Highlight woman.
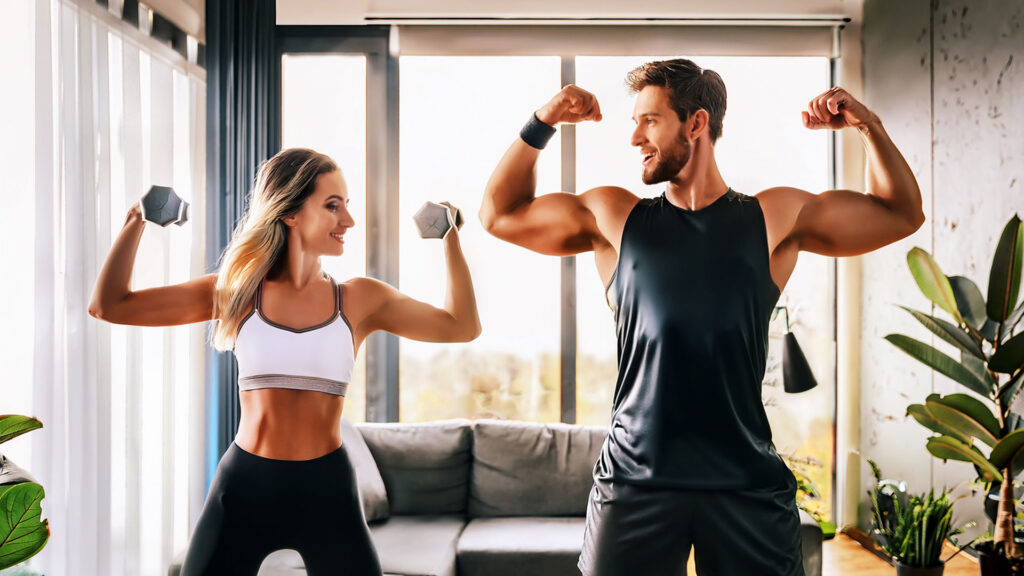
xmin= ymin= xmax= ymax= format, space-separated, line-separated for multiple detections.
xmin=88 ymin=148 xmax=481 ymax=575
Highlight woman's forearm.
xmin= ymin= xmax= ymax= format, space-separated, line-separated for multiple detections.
xmin=442 ymin=231 xmax=481 ymax=341
xmin=89 ymin=206 xmax=145 ymax=316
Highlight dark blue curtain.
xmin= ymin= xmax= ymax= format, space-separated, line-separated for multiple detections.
xmin=204 ymin=0 xmax=280 ymax=490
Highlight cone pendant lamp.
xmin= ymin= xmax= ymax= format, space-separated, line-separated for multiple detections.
xmin=775 ymin=306 xmax=819 ymax=394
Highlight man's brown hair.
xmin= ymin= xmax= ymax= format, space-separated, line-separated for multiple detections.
xmin=626 ymin=59 xmax=727 ymax=143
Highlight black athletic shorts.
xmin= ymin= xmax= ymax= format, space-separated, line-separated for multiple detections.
xmin=578 ymin=473 xmax=804 ymax=576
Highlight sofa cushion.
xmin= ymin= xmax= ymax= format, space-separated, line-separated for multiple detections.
xmin=357 ymin=420 xmax=472 ymax=515
xmin=799 ymin=509 xmax=823 ymax=576
xmin=341 ymin=418 xmax=389 ymax=522
xmin=370 ymin=515 xmax=467 ymax=576
xmin=469 ymin=420 xmax=606 ymax=517
xmin=456 ymin=517 xmax=586 ymax=576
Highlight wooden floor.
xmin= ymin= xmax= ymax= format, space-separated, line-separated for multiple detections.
xmin=681 ymin=533 xmax=979 ymax=575
xmin=821 ymin=533 xmax=978 ymax=575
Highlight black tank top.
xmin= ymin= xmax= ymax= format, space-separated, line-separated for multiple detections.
xmin=596 ymin=189 xmax=787 ymax=489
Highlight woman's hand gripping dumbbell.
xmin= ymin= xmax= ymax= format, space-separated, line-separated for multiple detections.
xmin=138 ymin=185 xmax=190 ymax=227
xmin=413 ymin=201 xmax=464 ymax=239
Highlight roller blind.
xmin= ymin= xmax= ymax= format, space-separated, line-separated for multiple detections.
xmin=395 ymin=24 xmax=841 ymax=57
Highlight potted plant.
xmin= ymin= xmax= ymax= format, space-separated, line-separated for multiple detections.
xmin=885 ymin=214 xmax=1024 ymax=573
xmin=866 ymin=458 xmax=968 ymax=575
xmin=0 ymin=415 xmax=49 ymax=571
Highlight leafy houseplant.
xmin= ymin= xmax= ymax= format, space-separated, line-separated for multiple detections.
xmin=866 ymin=458 xmax=967 ymax=575
xmin=0 ymin=415 xmax=49 ymax=570
xmin=885 ymin=214 xmax=1024 ymax=569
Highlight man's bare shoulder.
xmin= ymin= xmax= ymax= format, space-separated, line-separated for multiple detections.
xmin=579 ymin=186 xmax=640 ymax=215
xmin=577 ymin=186 xmax=641 ymax=252
xmin=753 ymin=186 xmax=815 ymax=218
xmin=753 ymin=186 xmax=812 ymax=202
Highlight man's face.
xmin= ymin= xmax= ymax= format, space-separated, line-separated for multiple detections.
xmin=630 ymin=85 xmax=691 ymax=185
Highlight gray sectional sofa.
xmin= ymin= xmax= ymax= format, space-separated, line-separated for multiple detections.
xmin=169 ymin=419 xmax=823 ymax=576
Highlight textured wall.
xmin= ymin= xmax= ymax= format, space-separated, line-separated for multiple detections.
xmin=861 ymin=0 xmax=1024 ymax=537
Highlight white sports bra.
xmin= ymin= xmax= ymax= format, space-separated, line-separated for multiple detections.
xmin=233 ymin=274 xmax=354 ymax=396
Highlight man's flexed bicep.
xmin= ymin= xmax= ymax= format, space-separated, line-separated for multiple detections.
xmin=480 ymin=182 xmax=600 ymax=255
xmin=480 ymin=84 xmax=605 ymax=256
xmin=764 ymin=186 xmax=925 ymax=259
xmin=766 ymin=86 xmax=926 ymax=258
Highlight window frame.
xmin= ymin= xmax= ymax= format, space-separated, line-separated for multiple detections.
xmin=272 ymin=28 xmax=840 ymax=448
xmin=276 ymin=26 xmax=400 ymax=422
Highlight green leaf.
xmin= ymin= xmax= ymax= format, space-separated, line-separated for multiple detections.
xmin=885 ymin=334 xmax=993 ymax=397
xmin=982 ymin=319 xmax=1000 ymax=343
xmin=990 ymin=429 xmax=1024 ymax=479
xmin=926 ymin=436 xmax=1002 ymax=482
xmin=908 ymin=248 xmax=965 ymax=323
xmin=865 ymin=456 xmax=883 ymax=484
xmin=1007 ymin=413 xmax=1024 ymax=434
xmin=907 ymin=403 xmax=974 ymax=446
xmin=998 ymin=371 xmax=1024 ymax=413
xmin=963 ymin=352 xmax=990 ymax=384
xmin=0 ymin=417 xmax=42 ymax=446
xmin=1002 ymin=302 xmax=1024 ymax=341
xmin=0 ymin=482 xmax=49 ymax=570
xmin=926 ymin=394 xmax=1000 ymax=447
xmin=991 ymin=332 xmax=1024 ymax=374
xmin=988 ymin=215 xmax=1023 ymax=323
xmin=950 ymin=275 xmax=989 ymax=330
xmin=900 ymin=306 xmax=985 ymax=360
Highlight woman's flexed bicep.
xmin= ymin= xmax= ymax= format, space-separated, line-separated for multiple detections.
xmin=89 ymin=273 xmax=218 ymax=326
xmin=345 ymin=277 xmax=480 ymax=346
xmin=89 ymin=201 xmax=218 ymax=326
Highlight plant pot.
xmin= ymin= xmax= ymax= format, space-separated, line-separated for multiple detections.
xmin=894 ymin=561 xmax=944 ymax=576
xmin=973 ymin=540 xmax=1024 ymax=575
xmin=978 ymin=547 xmax=1012 ymax=576
xmin=0 ymin=563 xmax=47 ymax=576
xmin=0 ymin=453 xmax=38 ymax=484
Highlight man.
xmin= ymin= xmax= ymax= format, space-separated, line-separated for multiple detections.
xmin=479 ymin=59 xmax=923 ymax=575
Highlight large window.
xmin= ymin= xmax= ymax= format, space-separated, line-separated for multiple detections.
xmin=7 ymin=1 xmax=207 ymax=574
xmin=281 ymin=54 xmax=368 ymax=423
xmin=574 ymin=56 xmax=834 ymax=520
xmin=278 ymin=28 xmax=838 ymax=522
xmin=0 ymin=0 xmax=37 ymax=486
xmin=398 ymin=56 xmax=562 ymax=422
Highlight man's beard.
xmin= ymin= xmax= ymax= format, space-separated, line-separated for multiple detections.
xmin=641 ymin=135 xmax=691 ymax=185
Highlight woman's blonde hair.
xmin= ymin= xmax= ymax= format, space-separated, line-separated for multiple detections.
xmin=210 ymin=147 xmax=338 ymax=351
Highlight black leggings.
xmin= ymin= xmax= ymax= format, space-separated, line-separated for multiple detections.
xmin=180 ymin=442 xmax=383 ymax=576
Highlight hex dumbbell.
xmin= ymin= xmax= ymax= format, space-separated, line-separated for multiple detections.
xmin=413 ymin=201 xmax=463 ymax=239
xmin=140 ymin=185 xmax=189 ymax=227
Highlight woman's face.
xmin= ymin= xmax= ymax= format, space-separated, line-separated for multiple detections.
xmin=285 ymin=169 xmax=355 ymax=256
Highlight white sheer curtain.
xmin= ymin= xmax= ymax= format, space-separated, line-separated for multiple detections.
xmin=0 ymin=1 xmax=207 ymax=575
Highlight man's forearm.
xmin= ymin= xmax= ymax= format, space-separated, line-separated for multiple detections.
xmin=858 ymin=117 xmax=925 ymax=226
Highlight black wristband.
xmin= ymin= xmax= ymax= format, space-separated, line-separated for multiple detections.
xmin=519 ymin=113 xmax=557 ymax=150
